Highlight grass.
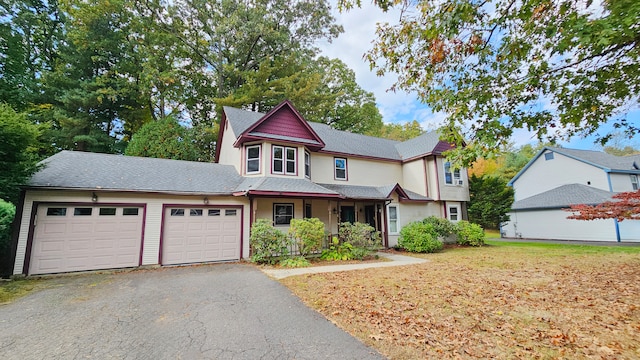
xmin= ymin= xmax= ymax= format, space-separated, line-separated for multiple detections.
xmin=281 ymin=242 xmax=640 ymax=359
xmin=0 ymin=279 xmax=47 ymax=304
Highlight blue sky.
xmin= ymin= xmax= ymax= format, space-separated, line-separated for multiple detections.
xmin=317 ymin=2 xmax=639 ymax=151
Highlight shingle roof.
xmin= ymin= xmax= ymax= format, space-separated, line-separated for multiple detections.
xmin=29 ymin=151 xmax=243 ymax=194
xmin=319 ymin=183 xmax=432 ymax=201
xmin=223 ymin=104 xmax=450 ymax=161
xmin=235 ymin=177 xmax=340 ymax=196
xmin=547 ymin=147 xmax=639 ymax=171
xmin=511 ymin=184 xmax=615 ymax=210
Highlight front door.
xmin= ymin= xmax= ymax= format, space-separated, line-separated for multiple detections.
xmin=364 ymin=205 xmax=378 ymax=230
xmin=340 ymin=206 xmax=355 ymax=223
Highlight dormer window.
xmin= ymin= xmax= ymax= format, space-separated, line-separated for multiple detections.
xmin=272 ymin=145 xmax=296 ymax=175
xmin=335 ymin=157 xmax=347 ymax=180
xmin=246 ymin=145 xmax=261 ymax=174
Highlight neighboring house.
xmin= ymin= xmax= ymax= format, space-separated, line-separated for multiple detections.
xmin=11 ymin=100 xmax=469 ymax=275
xmin=502 ymin=147 xmax=640 ymax=242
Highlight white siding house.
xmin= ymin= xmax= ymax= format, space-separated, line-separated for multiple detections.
xmin=502 ymin=147 xmax=640 ymax=242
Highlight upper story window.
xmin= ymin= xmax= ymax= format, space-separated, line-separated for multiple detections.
xmin=304 ymin=151 xmax=311 ymax=178
xmin=632 ymin=175 xmax=639 ymax=190
xmin=544 ymin=152 xmax=554 ymax=161
xmin=272 ymin=145 xmax=297 ymax=175
xmin=246 ymin=145 xmax=261 ymax=174
xmin=335 ymin=157 xmax=347 ymax=180
xmin=444 ymin=161 xmax=461 ymax=185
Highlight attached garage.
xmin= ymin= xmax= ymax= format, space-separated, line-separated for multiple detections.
xmin=28 ymin=204 xmax=144 ymax=275
xmin=161 ymin=206 xmax=242 ymax=265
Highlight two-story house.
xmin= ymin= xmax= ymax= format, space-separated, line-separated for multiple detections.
xmin=10 ymin=100 xmax=469 ymax=275
xmin=502 ymin=147 xmax=640 ymax=242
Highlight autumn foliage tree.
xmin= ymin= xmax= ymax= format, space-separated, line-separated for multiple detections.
xmin=566 ymin=191 xmax=640 ymax=221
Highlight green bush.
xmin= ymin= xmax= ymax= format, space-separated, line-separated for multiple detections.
xmin=456 ymin=221 xmax=486 ymax=246
xmin=0 ymin=200 xmax=16 ymax=276
xmin=279 ymin=257 xmax=311 ymax=268
xmin=338 ymin=222 xmax=382 ymax=250
xmin=249 ymin=219 xmax=290 ymax=264
xmin=422 ymin=216 xmax=456 ymax=237
xmin=289 ymin=218 xmax=326 ymax=257
xmin=321 ymin=237 xmax=355 ymax=261
xmin=398 ymin=221 xmax=443 ymax=253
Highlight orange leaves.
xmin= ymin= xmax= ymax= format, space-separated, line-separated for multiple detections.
xmin=566 ymin=190 xmax=640 ymax=221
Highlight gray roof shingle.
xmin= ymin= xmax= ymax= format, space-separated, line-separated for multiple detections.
xmin=235 ymin=177 xmax=340 ymax=196
xmin=512 ymin=184 xmax=615 ymax=210
xmin=549 ymin=147 xmax=639 ymax=171
xmin=29 ymin=151 xmax=243 ymax=194
xmin=223 ymin=105 xmax=449 ymax=161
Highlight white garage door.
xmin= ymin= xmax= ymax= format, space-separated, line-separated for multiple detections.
xmin=162 ymin=207 xmax=241 ymax=265
xmin=30 ymin=204 xmax=144 ymax=275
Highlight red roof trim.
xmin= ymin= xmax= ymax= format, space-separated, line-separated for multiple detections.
xmin=238 ymin=190 xmax=343 ymax=198
xmin=235 ymin=100 xmax=325 ymax=149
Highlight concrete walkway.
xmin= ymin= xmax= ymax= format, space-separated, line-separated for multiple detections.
xmin=261 ymin=252 xmax=427 ymax=279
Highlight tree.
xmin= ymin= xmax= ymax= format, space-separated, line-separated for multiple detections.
xmin=467 ymin=174 xmax=514 ymax=229
xmin=340 ymin=0 xmax=640 ymax=166
xmin=566 ymin=191 xmax=640 ymax=222
xmin=370 ymin=120 xmax=424 ymax=141
xmin=125 ymin=117 xmax=199 ymax=161
xmin=0 ymin=103 xmax=40 ymax=204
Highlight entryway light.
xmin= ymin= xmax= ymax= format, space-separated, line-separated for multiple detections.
xmin=91 ymin=192 xmax=98 ymax=203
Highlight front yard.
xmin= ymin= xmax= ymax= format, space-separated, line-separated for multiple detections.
xmin=281 ymin=241 xmax=640 ymax=359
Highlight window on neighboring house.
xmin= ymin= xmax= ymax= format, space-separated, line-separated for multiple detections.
xmin=335 ymin=157 xmax=347 ymax=180
xmin=448 ymin=205 xmax=460 ymax=222
xmin=544 ymin=152 xmax=554 ymax=161
xmin=246 ymin=145 xmax=261 ymax=174
xmin=444 ymin=161 xmax=461 ymax=185
xmin=388 ymin=205 xmax=398 ymax=234
xmin=274 ymin=203 xmax=294 ymax=225
xmin=272 ymin=146 xmax=296 ymax=175
xmin=304 ymin=151 xmax=311 ymax=178
xmin=632 ymin=175 xmax=639 ymax=190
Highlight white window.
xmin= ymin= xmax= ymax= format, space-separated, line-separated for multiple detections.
xmin=246 ymin=145 xmax=261 ymax=174
xmin=444 ymin=161 xmax=461 ymax=185
xmin=272 ymin=146 xmax=296 ymax=175
xmin=304 ymin=151 xmax=311 ymax=178
xmin=335 ymin=157 xmax=347 ymax=180
xmin=274 ymin=203 xmax=294 ymax=225
xmin=631 ymin=175 xmax=639 ymax=190
xmin=448 ymin=204 xmax=461 ymax=222
xmin=388 ymin=205 xmax=398 ymax=234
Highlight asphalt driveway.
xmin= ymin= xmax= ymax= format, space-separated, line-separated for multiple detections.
xmin=0 ymin=263 xmax=384 ymax=359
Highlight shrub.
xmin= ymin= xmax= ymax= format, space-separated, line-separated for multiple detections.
xmin=422 ymin=216 xmax=456 ymax=237
xmin=279 ymin=257 xmax=311 ymax=268
xmin=456 ymin=221 xmax=486 ymax=246
xmin=338 ymin=222 xmax=382 ymax=250
xmin=288 ymin=218 xmax=326 ymax=257
xmin=398 ymin=221 xmax=443 ymax=253
xmin=249 ymin=219 xmax=290 ymax=264
xmin=321 ymin=237 xmax=355 ymax=261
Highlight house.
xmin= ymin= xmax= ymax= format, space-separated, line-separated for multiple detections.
xmin=10 ymin=100 xmax=469 ymax=275
xmin=501 ymin=147 xmax=640 ymax=242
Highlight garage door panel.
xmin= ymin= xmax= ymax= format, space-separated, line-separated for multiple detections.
xmin=29 ymin=205 xmax=143 ymax=275
xmin=162 ymin=207 xmax=241 ymax=265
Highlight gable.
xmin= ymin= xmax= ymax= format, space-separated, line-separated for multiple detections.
xmin=233 ymin=100 xmax=325 ymax=150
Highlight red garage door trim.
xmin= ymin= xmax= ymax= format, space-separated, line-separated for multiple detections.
xmin=158 ymin=204 xmax=244 ymax=265
xmin=22 ymin=201 xmax=147 ymax=275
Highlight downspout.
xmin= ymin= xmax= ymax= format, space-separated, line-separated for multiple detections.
xmin=606 ymin=171 xmax=621 ymax=242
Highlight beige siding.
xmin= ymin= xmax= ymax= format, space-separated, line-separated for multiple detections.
xmin=310 ymin=153 xmax=402 ymax=186
xmin=513 ymin=151 xmax=609 ymax=200
xmin=502 ymin=209 xmax=617 ymax=241
xmin=217 ymin=122 xmax=241 ymax=172
xmin=14 ymin=190 xmax=249 ymax=275
xmin=425 ymin=157 xmax=440 ymax=200
xmin=386 ymin=200 xmax=441 ymax=247
xmin=436 ymin=157 xmax=470 ymax=202
xmin=402 ymin=159 xmax=428 ymax=196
